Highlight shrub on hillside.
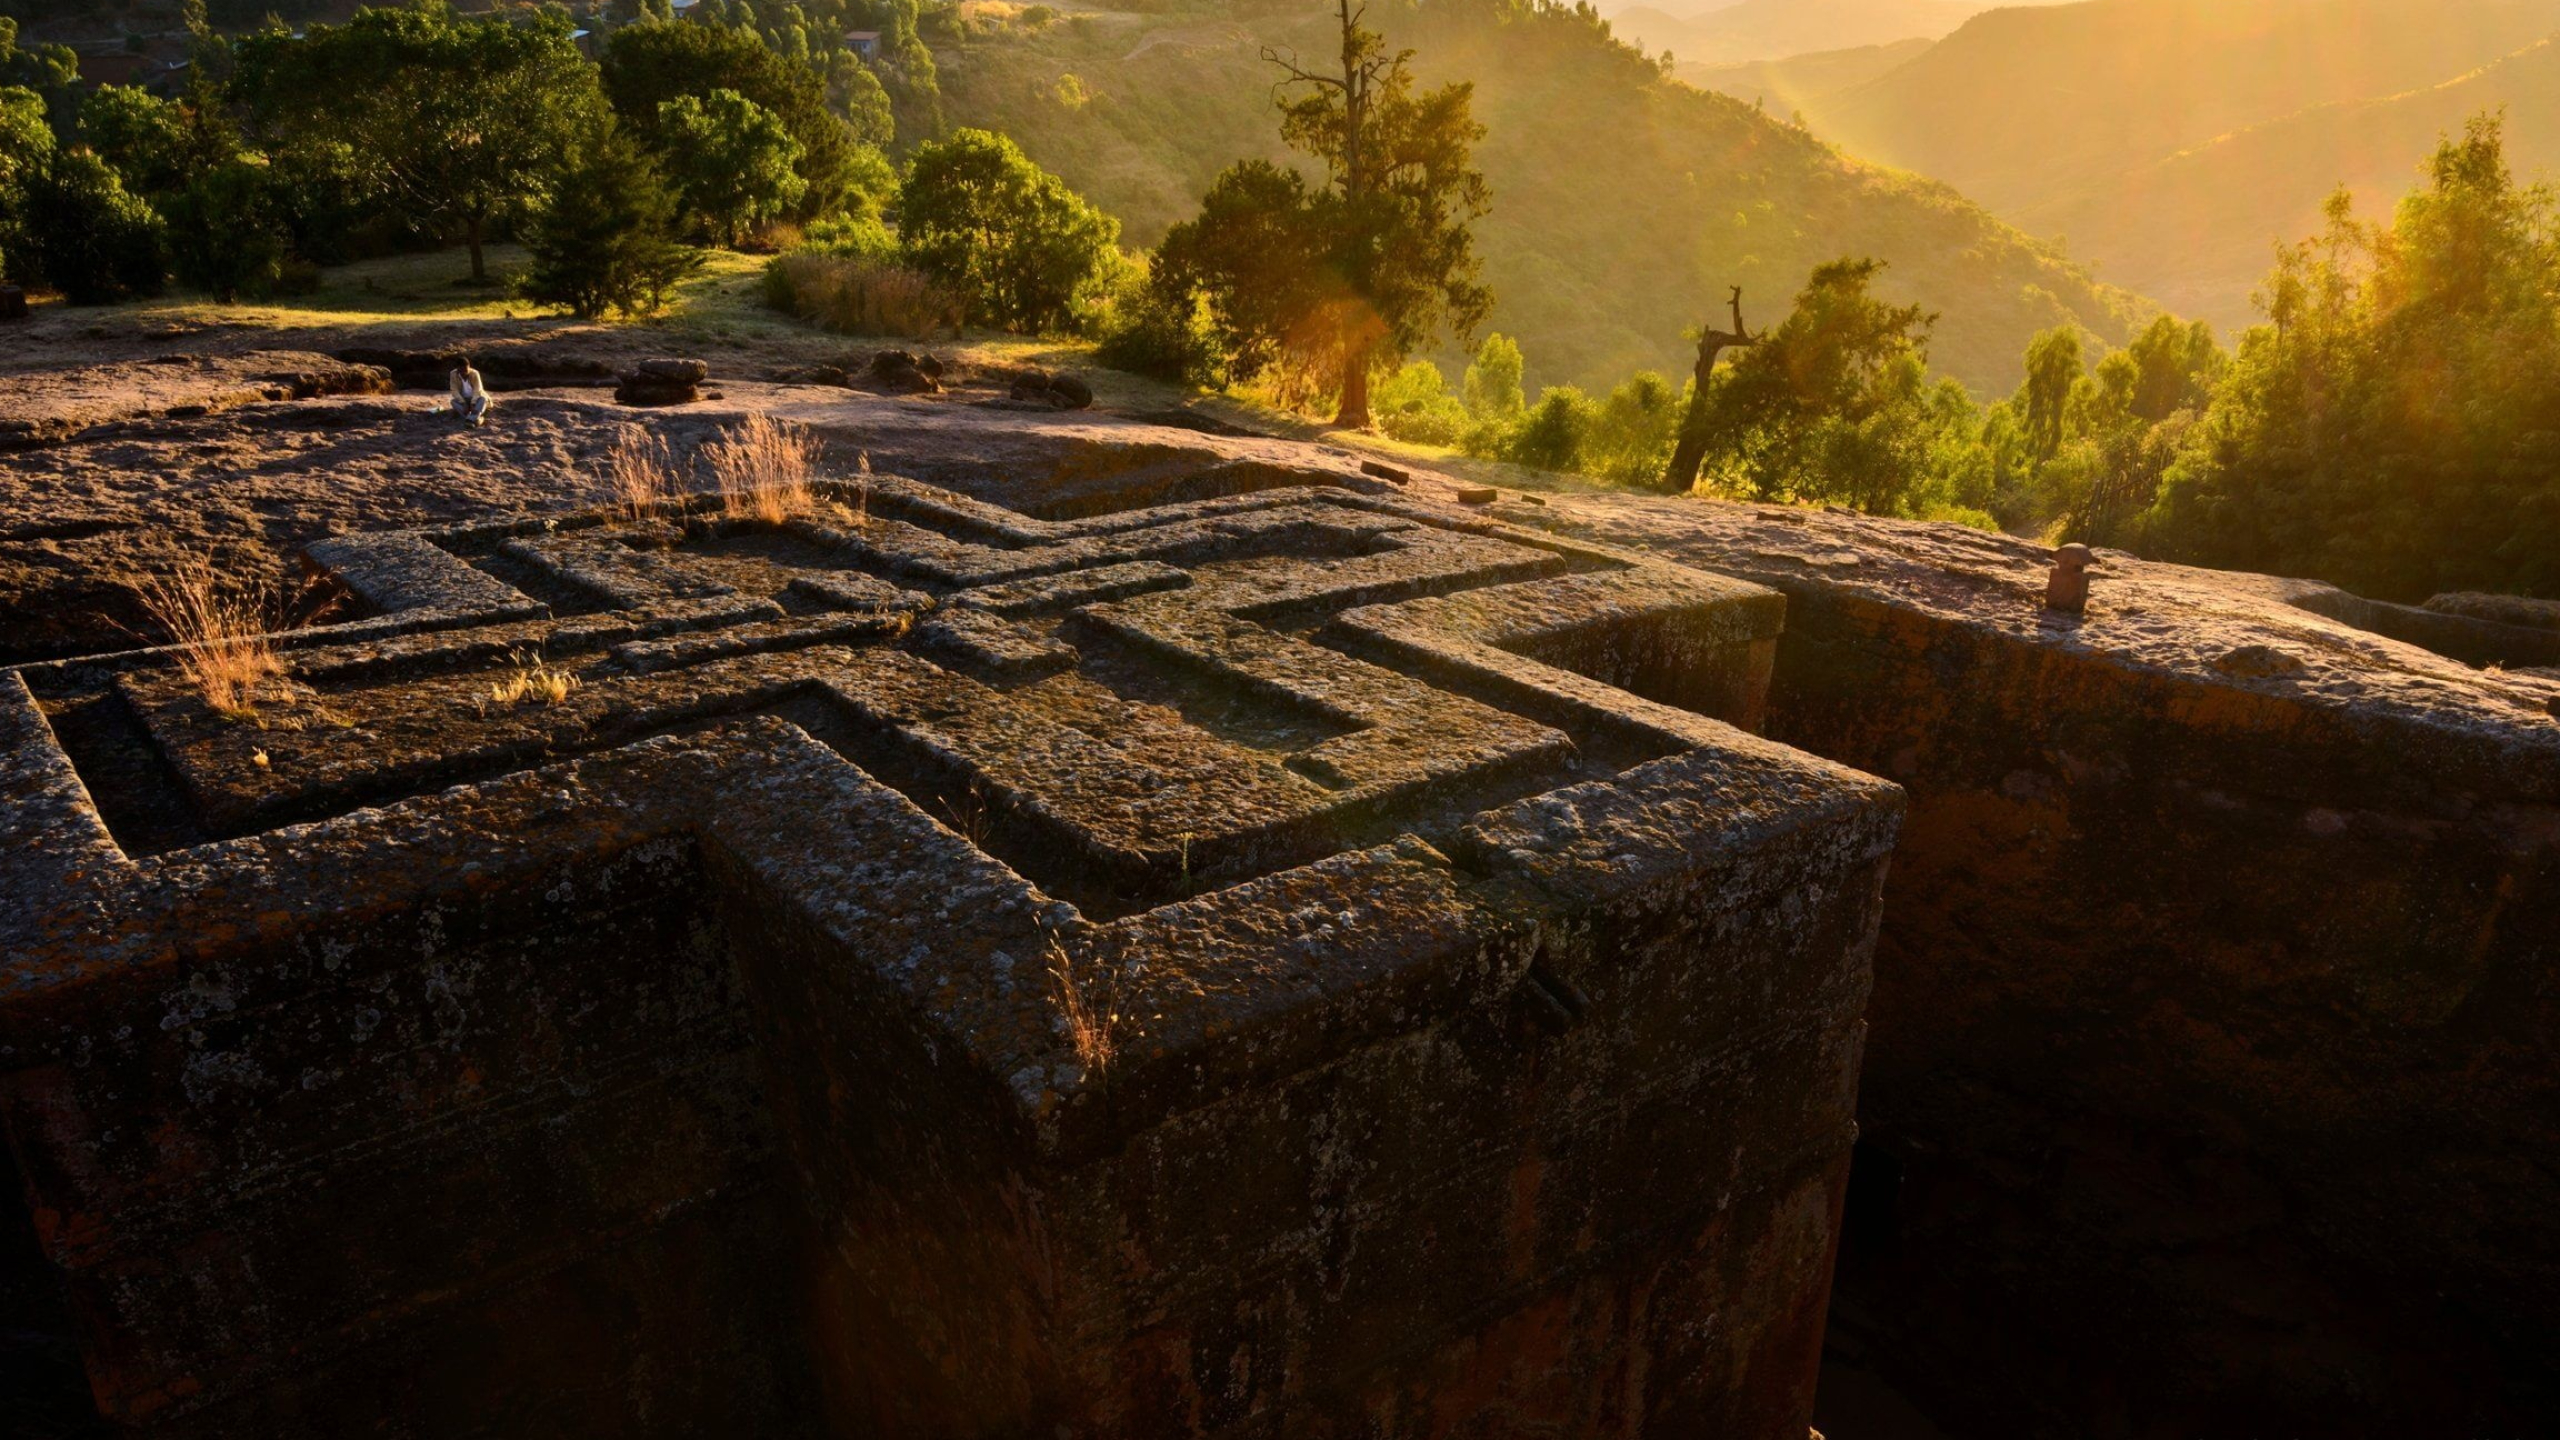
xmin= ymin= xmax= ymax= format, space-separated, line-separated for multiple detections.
xmin=763 ymin=250 xmax=960 ymax=338
xmin=1494 ymin=386 xmax=1599 ymax=472
xmin=799 ymin=213 xmax=901 ymax=263
xmin=1096 ymin=280 xmax=1225 ymax=386
xmin=0 ymin=83 xmax=51 ymax=284
xmin=654 ymin=88 xmax=805 ymax=246
xmin=1372 ymin=361 xmax=1469 ymax=446
xmin=23 ymin=149 xmax=164 ymax=303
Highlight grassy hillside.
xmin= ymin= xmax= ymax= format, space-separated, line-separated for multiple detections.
xmin=1802 ymin=0 xmax=2560 ymax=213
xmin=1680 ymin=37 xmax=1932 ymax=111
xmin=938 ymin=0 xmax=2144 ymax=393
xmin=2026 ymin=37 xmax=2560 ymax=328
xmin=1610 ymin=0 xmax=1976 ymax=66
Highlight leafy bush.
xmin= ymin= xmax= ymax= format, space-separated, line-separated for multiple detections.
xmin=602 ymin=20 xmax=884 ymax=221
xmin=23 ymin=149 xmax=164 ymax=303
xmin=763 ymin=250 xmax=961 ymax=337
xmin=164 ymin=156 xmax=287 ymax=301
xmin=1372 ymin=361 xmax=1469 ymax=446
xmin=1462 ymin=333 xmax=1525 ymax=421
xmin=1499 ymin=386 xmax=1598 ymax=472
xmin=898 ymin=128 xmax=1117 ymax=333
xmin=77 ymin=84 xmax=186 ymax=196
xmin=800 ymin=213 xmax=901 ymax=263
xmin=1581 ymin=371 xmax=1682 ymax=486
xmin=1096 ymin=276 xmax=1226 ymax=386
xmin=0 ymin=83 xmax=50 ymax=283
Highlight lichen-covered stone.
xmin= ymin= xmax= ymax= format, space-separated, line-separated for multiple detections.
xmin=0 ymin=474 xmax=1897 ymax=1439
xmin=1520 ymin=492 xmax=2560 ymax=1437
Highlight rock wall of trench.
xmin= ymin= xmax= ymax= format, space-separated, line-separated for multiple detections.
xmin=1532 ymin=492 xmax=2560 ymax=1437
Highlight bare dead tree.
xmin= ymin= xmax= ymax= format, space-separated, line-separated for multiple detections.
xmin=1660 ymin=286 xmax=1757 ymax=494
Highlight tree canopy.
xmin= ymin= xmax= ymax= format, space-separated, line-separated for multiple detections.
xmin=601 ymin=19 xmax=881 ymax=223
xmin=2140 ymin=115 xmax=2560 ymax=601
xmin=1147 ymin=0 xmax=1490 ymax=428
xmin=234 ymin=3 xmax=600 ymax=280
xmin=897 ymin=128 xmax=1118 ymax=333
xmin=656 ymin=88 xmax=806 ymax=246
xmin=520 ymin=123 xmax=702 ymax=319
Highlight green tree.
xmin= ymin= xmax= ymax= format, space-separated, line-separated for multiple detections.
xmin=656 ymin=89 xmax=806 ymax=246
xmin=1693 ymin=259 xmax=1945 ymax=514
xmin=602 ymin=19 xmax=881 ymax=221
xmin=1502 ymin=385 xmax=1598 ymax=472
xmin=826 ymin=51 xmax=893 ymax=147
xmin=1462 ymin=332 xmax=1524 ymax=420
xmin=1248 ymin=0 xmax=1492 ymax=428
xmin=2142 ymin=114 xmax=2560 ymax=600
xmin=1151 ymin=159 xmax=1331 ymax=393
xmin=0 ymin=17 xmax=77 ymax=129
xmin=0 ymin=84 xmax=51 ymax=282
xmin=1583 ymin=370 xmax=1683 ymax=487
xmin=77 ymin=86 xmax=189 ymax=197
xmin=164 ymin=155 xmax=288 ymax=301
xmin=1372 ymin=359 xmax=1468 ymax=444
xmin=2018 ymin=326 xmax=2085 ymax=465
xmin=2119 ymin=314 xmax=2225 ymax=424
xmin=22 ymin=149 xmax=167 ymax=303
xmin=520 ymin=124 xmax=703 ymax=318
xmin=897 ymin=129 xmax=1118 ymax=333
xmin=235 ymin=4 xmax=601 ymax=282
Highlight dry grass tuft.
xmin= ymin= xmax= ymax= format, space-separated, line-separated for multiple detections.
xmin=487 ymin=653 xmax=579 ymax=708
xmin=607 ymin=426 xmax=679 ymax=519
xmin=707 ymin=414 xmax=818 ymax=525
xmin=1046 ymin=934 xmax=1119 ymax=1079
xmin=135 ymin=555 xmax=286 ymax=719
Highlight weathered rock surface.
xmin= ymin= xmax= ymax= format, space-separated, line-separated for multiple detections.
xmin=0 ymin=350 xmax=393 ymax=452
xmin=614 ymin=356 xmax=708 ymax=407
xmin=1 ymin=471 xmax=1893 ymax=1439
xmin=335 ymin=346 xmax=615 ymax=391
xmin=2427 ymin=589 xmax=2560 ymax=631
xmin=1517 ymin=493 xmax=2560 ymax=1437
xmin=5 ymin=373 xmax=2558 ymax=1438
xmin=868 ymin=348 xmax=943 ymax=394
xmin=1007 ymin=368 xmax=1094 ymax=410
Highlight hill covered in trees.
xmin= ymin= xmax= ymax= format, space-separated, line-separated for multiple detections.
xmin=1679 ymin=37 xmax=1929 ymax=111
xmin=2029 ymin=35 xmax=2560 ymax=326
xmin=1787 ymin=0 xmax=2560 ymax=327
xmin=1605 ymin=0 xmax=1976 ymax=66
xmin=936 ymin=0 xmax=2143 ymax=394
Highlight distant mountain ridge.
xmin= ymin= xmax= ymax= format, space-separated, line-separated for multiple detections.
xmin=1680 ymin=37 xmax=1934 ymax=112
xmin=1777 ymin=0 xmax=2560 ymax=327
xmin=2026 ymin=34 xmax=2560 ymax=325
xmin=938 ymin=3 xmax=2146 ymax=393
xmin=1801 ymin=0 xmax=2560 ymax=210
xmin=1609 ymin=0 xmax=1981 ymax=66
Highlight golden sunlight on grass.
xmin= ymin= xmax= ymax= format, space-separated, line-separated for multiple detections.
xmin=606 ymin=426 xmax=680 ymax=520
xmin=707 ymin=414 xmax=819 ymax=525
xmin=134 ymin=556 xmax=286 ymax=720
xmin=487 ymin=653 xmax=580 ymax=708
xmin=1046 ymin=934 xmax=1119 ymax=1078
